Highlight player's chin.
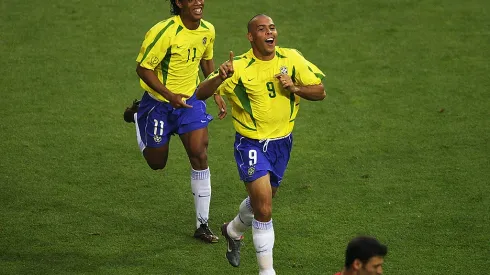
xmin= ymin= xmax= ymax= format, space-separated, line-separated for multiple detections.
xmin=264 ymin=44 xmax=276 ymax=53
xmin=191 ymin=13 xmax=203 ymax=21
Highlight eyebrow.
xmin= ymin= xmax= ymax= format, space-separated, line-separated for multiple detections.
xmin=256 ymin=24 xmax=275 ymax=28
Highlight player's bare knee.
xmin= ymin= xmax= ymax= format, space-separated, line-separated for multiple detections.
xmin=253 ymin=205 xmax=272 ymax=221
xmin=189 ymin=151 xmax=208 ymax=170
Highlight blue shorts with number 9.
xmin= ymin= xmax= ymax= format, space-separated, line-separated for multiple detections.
xmin=233 ymin=132 xmax=293 ymax=187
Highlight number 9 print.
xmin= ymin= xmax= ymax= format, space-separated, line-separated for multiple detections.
xmin=248 ymin=149 xmax=257 ymax=166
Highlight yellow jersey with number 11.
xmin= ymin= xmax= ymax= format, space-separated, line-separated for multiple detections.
xmin=136 ymin=15 xmax=215 ymax=102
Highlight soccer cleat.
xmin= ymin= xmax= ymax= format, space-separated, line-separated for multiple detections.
xmin=123 ymin=99 xmax=140 ymax=123
xmin=221 ymin=222 xmax=241 ymax=267
xmin=194 ymin=223 xmax=219 ymax=244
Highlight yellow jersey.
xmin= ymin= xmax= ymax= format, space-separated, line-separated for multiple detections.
xmin=136 ymin=15 xmax=215 ymax=101
xmin=210 ymin=47 xmax=325 ymax=139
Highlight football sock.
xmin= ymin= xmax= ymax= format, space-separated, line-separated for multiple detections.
xmin=191 ymin=168 xmax=211 ymax=228
xmin=228 ymin=196 xmax=254 ymax=240
xmin=252 ymin=219 xmax=275 ymax=275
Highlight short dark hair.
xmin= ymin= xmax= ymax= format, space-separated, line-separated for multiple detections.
xmin=344 ymin=236 xmax=388 ymax=268
xmin=168 ymin=0 xmax=180 ymax=15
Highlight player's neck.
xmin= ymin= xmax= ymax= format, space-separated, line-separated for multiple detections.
xmin=179 ymin=15 xmax=200 ymax=30
xmin=252 ymin=48 xmax=275 ymax=61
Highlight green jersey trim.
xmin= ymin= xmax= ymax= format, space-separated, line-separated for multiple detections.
xmin=233 ymin=78 xmax=256 ymax=126
xmin=200 ymin=21 xmax=209 ymax=29
xmin=140 ymin=20 xmax=175 ymax=63
xmin=176 ymin=25 xmax=183 ymax=35
xmin=161 ymin=48 xmax=172 ymax=84
xmin=246 ymin=58 xmax=256 ymax=68
xmin=289 ymin=93 xmax=296 ymax=118
xmin=233 ymin=116 xmax=257 ymax=131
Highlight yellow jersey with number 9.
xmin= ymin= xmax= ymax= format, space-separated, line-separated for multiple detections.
xmin=136 ymin=15 xmax=215 ymax=102
xmin=209 ymin=47 xmax=325 ymax=140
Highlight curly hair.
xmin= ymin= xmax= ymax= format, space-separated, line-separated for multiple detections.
xmin=168 ymin=0 xmax=180 ymax=15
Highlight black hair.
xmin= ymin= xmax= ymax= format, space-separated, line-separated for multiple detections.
xmin=247 ymin=14 xmax=270 ymax=32
xmin=168 ymin=0 xmax=180 ymax=15
xmin=344 ymin=236 xmax=388 ymax=268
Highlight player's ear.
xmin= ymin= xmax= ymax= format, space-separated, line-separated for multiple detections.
xmin=247 ymin=32 xmax=253 ymax=42
xmin=176 ymin=0 xmax=183 ymax=9
xmin=352 ymin=259 xmax=362 ymax=271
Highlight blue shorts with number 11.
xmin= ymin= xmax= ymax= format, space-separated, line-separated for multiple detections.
xmin=234 ymin=132 xmax=293 ymax=187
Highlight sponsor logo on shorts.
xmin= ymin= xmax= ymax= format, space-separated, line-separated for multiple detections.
xmin=248 ymin=166 xmax=255 ymax=176
xmin=153 ymin=135 xmax=162 ymax=143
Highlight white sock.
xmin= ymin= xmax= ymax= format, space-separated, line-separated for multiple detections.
xmin=191 ymin=168 xmax=211 ymax=228
xmin=253 ymin=219 xmax=275 ymax=275
xmin=227 ymin=196 xmax=254 ymax=240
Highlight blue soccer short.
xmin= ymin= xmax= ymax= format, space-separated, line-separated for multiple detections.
xmin=135 ymin=91 xmax=212 ymax=152
xmin=233 ymin=132 xmax=293 ymax=187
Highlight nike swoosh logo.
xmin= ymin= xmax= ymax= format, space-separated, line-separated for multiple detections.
xmin=256 ymin=249 xmax=267 ymax=254
xmin=198 ymin=194 xmax=210 ymax=197
xmin=248 ymin=78 xmax=255 ymax=81
xmin=176 ymin=45 xmax=184 ymax=48
xmin=201 ymin=120 xmax=207 ymax=123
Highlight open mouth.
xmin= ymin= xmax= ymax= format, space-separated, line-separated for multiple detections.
xmin=193 ymin=8 xmax=203 ymax=15
xmin=265 ymin=37 xmax=274 ymax=45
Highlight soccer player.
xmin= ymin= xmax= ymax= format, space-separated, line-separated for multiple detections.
xmin=196 ymin=14 xmax=326 ymax=274
xmin=334 ymin=236 xmax=388 ymax=275
xmin=123 ymin=0 xmax=227 ymax=243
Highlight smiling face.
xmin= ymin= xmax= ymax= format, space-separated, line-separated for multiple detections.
xmin=177 ymin=0 xmax=204 ymax=23
xmin=247 ymin=15 xmax=277 ymax=60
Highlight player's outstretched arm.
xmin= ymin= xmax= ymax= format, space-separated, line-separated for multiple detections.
xmin=196 ymin=74 xmax=224 ymax=100
xmin=196 ymin=51 xmax=234 ymax=101
xmin=200 ymin=59 xmax=227 ymax=119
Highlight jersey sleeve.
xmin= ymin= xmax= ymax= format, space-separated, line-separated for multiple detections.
xmin=136 ymin=22 xmax=172 ymax=70
xmin=291 ymin=49 xmax=325 ymax=86
xmin=202 ymin=26 xmax=215 ymax=60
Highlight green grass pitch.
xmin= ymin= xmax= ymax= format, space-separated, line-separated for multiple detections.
xmin=1 ymin=0 xmax=488 ymax=274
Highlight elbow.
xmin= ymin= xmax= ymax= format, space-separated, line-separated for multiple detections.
xmin=315 ymin=83 xmax=326 ymax=100
xmin=318 ymin=90 xmax=326 ymax=101
xmin=136 ymin=64 xmax=151 ymax=78
xmin=136 ymin=65 xmax=143 ymax=78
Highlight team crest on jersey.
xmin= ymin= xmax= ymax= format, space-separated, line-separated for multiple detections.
xmin=150 ymin=56 xmax=160 ymax=65
xmin=280 ymin=66 xmax=288 ymax=75
xmin=248 ymin=166 xmax=255 ymax=176
xmin=153 ymin=135 xmax=162 ymax=143
xmin=202 ymin=37 xmax=207 ymax=45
